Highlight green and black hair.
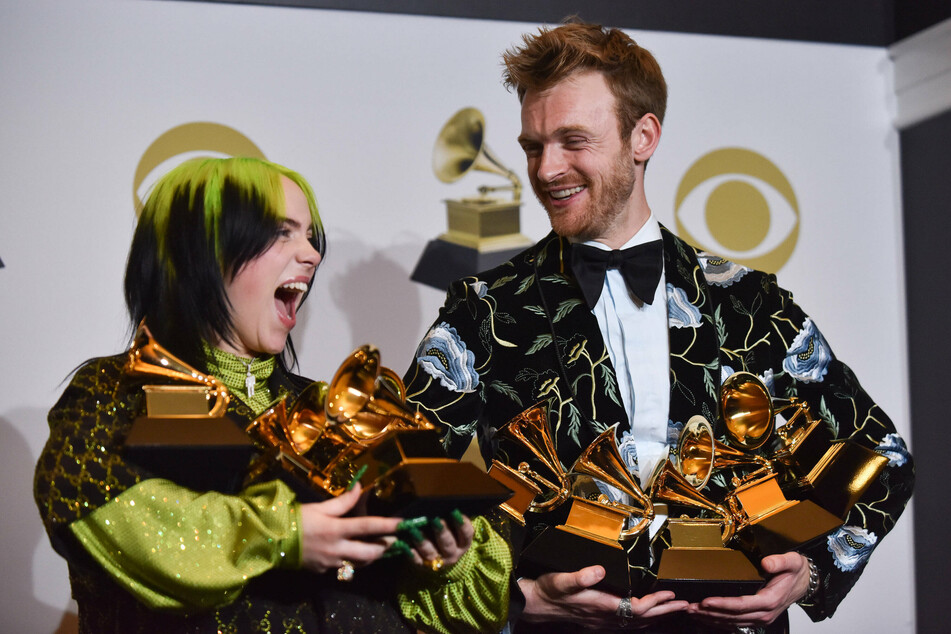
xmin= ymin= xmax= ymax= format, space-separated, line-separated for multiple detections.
xmin=124 ymin=156 xmax=326 ymax=369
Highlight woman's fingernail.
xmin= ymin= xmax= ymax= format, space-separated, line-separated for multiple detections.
xmin=449 ymin=509 xmax=465 ymax=527
xmin=429 ymin=517 xmax=445 ymax=533
xmin=346 ymin=464 xmax=369 ymax=491
xmin=383 ymin=539 xmax=412 ymax=558
xmin=403 ymin=526 xmax=425 ymax=545
xmin=397 ymin=516 xmax=428 ymax=532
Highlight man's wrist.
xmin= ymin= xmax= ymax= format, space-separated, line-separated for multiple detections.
xmin=797 ymin=556 xmax=820 ymax=605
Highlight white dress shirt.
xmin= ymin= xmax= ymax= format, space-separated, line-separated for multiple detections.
xmin=581 ymin=214 xmax=670 ymax=489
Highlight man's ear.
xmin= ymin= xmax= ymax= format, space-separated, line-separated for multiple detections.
xmin=630 ymin=113 xmax=662 ymax=163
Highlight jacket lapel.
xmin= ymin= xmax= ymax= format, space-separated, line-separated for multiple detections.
xmin=661 ymin=226 xmax=721 ymax=435
xmin=532 ymin=233 xmax=629 ymax=453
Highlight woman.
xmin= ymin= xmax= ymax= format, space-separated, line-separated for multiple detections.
xmin=34 ymin=157 xmax=511 ymax=633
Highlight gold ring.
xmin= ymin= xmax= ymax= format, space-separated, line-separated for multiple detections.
xmin=426 ymin=556 xmax=445 ymax=572
xmin=336 ymin=560 xmax=355 ymax=582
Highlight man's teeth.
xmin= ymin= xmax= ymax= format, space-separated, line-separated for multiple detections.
xmin=551 ymin=185 xmax=584 ymax=200
xmin=280 ymin=281 xmax=308 ymax=293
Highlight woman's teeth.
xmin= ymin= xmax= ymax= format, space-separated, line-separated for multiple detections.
xmin=279 ymin=281 xmax=308 ymax=293
xmin=551 ymin=185 xmax=584 ymax=200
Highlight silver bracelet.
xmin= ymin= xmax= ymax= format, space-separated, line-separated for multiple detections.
xmin=798 ymin=556 xmax=820 ymax=604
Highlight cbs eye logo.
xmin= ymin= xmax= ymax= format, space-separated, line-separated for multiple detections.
xmin=674 ymin=148 xmax=798 ymax=273
xmin=134 ymin=122 xmax=266 ymax=214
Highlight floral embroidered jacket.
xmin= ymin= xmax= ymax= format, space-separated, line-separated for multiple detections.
xmin=404 ymin=227 xmax=914 ymax=627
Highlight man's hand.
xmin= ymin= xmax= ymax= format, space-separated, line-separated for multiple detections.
xmin=519 ymin=566 xmax=689 ymax=629
xmin=687 ymin=552 xmax=812 ymax=628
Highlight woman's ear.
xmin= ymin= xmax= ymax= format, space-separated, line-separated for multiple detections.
xmin=630 ymin=113 xmax=662 ymax=163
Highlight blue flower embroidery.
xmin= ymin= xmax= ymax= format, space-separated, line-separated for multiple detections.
xmin=877 ymin=432 xmax=911 ymax=468
xmin=697 ymin=254 xmax=750 ymax=287
xmin=666 ymin=420 xmax=684 ymax=454
xmin=617 ymin=429 xmax=640 ymax=478
xmin=783 ymin=318 xmax=832 ymax=383
xmin=720 ymin=365 xmax=736 ymax=384
xmin=595 ymin=429 xmax=639 ymax=504
xmin=827 ymin=525 xmax=877 ymax=572
xmin=416 ymin=322 xmax=479 ymax=393
xmin=667 ymin=284 xmax=702 ymax=328
xmin=469 ymin=280 xmax=488 ymax=298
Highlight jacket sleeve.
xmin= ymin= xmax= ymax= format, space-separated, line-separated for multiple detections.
xmin=34 ymin=357 xmax=302 ymax=612
xmin=404 ymin=277 xmax=494 ymax=460
xmin=763 ymin=276 xmax=914 ymax=620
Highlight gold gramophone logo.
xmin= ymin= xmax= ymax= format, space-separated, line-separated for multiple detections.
xmin=674 ymin=148 xmax=798 ymax=273
xmin=133 ymin=122 xmax=266 ymax=213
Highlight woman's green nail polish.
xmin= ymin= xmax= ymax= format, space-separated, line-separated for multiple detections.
xmin=346 ymin=464 xmax=369 ymax=491
xmin=383 ymin=539 xmax=412 ymax=558
xmin=449 ymin=509 xmax=465 ymax=527
xmin=397 ymin=516 xmax=428 ymax=532
xmin=429 ymin=517 xmax=445 ymax=533
xmin=404 ymin=526 xmax=425 ymax=545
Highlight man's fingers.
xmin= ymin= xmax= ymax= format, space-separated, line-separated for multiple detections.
xmin=544 ymin=566 xmax=606 ymax=596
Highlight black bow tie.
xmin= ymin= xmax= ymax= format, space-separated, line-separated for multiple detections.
xmin=570 ymin=240 xmax=664 ymax=309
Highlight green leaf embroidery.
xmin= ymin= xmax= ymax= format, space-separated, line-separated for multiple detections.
xmin=490 ymin=274 xmax=517 ymax=290
xmin=527 ymin=334 xmax=553 ymax=355
xmin=490 ymin=381 xmax=523 ymax=408
xmin=516 ymin=274 xmax=536 ymax=295
xmin=554 ymin=298 xmax=585 ymax=322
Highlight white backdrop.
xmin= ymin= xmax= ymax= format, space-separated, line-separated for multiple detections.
xmin=0 ymin=0 xmax=914 ymax=631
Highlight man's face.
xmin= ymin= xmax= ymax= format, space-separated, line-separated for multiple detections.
xmin=518 ymin=71 xmax=637 ymax=243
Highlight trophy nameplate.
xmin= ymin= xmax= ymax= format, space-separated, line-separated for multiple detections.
xmin=654 ymin=519 xmax=764 ymax=602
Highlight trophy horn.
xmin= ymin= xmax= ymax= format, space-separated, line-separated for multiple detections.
xmin=325 ymin=345 xmax=434 ymax=441
xmin=496 ymin=403 xmax=571 ymax=512
xmin=677 ymin=415 xmax=772 ymax=490
xmin=571 ymin=424 xmax=653 ymax=539
xmin=125 ymin=320 xmax=230 ymax=417
xmin=650 ymin=460 xmax=737 ymax=544
xmin=720 ymin=372 xmax=781 ymax=451
xmin=433 ymin=107 xmax=522 ymax=202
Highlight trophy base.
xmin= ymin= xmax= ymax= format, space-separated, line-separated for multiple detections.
xmin=654 ymin=547 xmax=764 ymax=603
xmin=517 ymin=524 xmax=651 ymax=595
xmin=125 ymin=416 xmax=254 ymax=492
xmin=739 ymin=499 xmax=842 ymax=557
xmin=410 ymin=238 xmax=528 ymax=291
xmin=363 ymin=459 xmax=514 ymax=518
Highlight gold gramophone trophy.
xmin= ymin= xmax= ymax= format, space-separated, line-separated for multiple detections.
xmin=650 ymin=459 xmax=765 ymax=601
xmin=411 ymin=107 xmax=533 ymax=290
xmin=123 ymin=321 xmax=253 ymax=491
xmin=720 ymin=372 xmax=889 ymax=521
xmin=676 ymin=413 xmax=842 ymax=559
xmin=246 ymin=344 xmax=513 ymax=517
xmin=490 ymin=404 xmax=654 ymax=594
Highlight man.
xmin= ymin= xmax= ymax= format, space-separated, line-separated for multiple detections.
xmin=404 ymin=21 xmax=913 ymax=632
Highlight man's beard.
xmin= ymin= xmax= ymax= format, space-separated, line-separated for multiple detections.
xmin=538 ymin=146 xmax=637 ymax=241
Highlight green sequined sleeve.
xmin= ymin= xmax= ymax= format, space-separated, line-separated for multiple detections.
xmin=396 ymin=515 xmax=512 ymax=634
xmin=69 ymin=477 xmax=302 ymax=612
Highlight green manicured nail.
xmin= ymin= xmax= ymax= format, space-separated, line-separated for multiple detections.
xmin=383 ymin=539 xmax=412 ymax=558
xmin=346 ymin=464 xmax=369 ymax=491
xmin=429 ymin=517 xmax=445 ymax=533
xmin=449 ymin=508 xmax=465 ymax=527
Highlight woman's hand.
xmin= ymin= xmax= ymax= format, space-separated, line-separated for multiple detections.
xmin=298 ymin=483 xmax=401 ymax=574
xmin=399 ymin=511 xmax=475 ymax=571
